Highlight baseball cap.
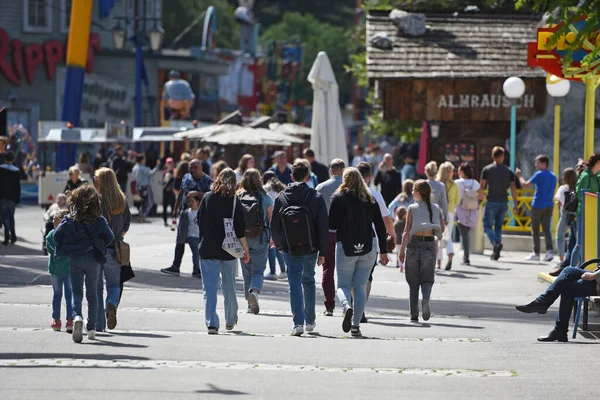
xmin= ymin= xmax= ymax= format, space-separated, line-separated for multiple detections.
xmin=166 ymin=157 xmax=174 ymax=163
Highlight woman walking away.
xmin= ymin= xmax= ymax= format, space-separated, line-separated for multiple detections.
xmin=235 ymin=154 xmax=255 ymax=184
xmin=437 ymin=162 xmax=459 ymax=270
xmin=554 ymin=168 xmax=578 ymax=263
xmin=132 ymin=155 xmax=156 ymax=223
xmin=329 ymin=167 xmax=389 ymax=337
xmin=388 ymin=179 xmax=414 ymax=217
xmin=198 ymin=168 xmax=250 ymax=334
xmin=54 ymin=186 xmax=114 ymax=343
xmin=94 ymin=168 xmax=132 ymax=331
xmin=162 ymin=158 xmax=176 ymax=227
xmin=47 ymin=209 xmax=73 ymax=333
xmin=454 ymin=163 xmax=480 ymax=266
xmin=399 ymin=180 xmax=445 ymax=323
xmin=238 ymin=168 xmax=274 ymax=314
xmin=263 ymin=171 xmax=287 ymax=280
xmin=394 ymin=207 xmax=407 ymax=272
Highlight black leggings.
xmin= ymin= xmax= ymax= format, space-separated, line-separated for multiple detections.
xmin=162 ymin=192 xmax=175 ymax=224
xmin=457 ymin=223 xmax=471 ymax=262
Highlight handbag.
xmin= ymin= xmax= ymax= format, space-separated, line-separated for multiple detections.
xmin=115 ymin=239 xmax=131 ymax=267
xmin=222 ymin=196 xmax=245 ymax=259
xmin=83 ymin=224 xmax=107 ymax=264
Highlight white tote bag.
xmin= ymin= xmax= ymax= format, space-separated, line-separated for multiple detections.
xmin=222 ymin=196 xmax=245 ymax=259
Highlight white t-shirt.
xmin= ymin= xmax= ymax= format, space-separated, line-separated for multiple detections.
xmin=370 ymin=188 xmax=390 ymax=247
xmin=186 ymin=209 xmax=199 ymax=238
xmin=554 ymin=184 xmax=569 ymax=211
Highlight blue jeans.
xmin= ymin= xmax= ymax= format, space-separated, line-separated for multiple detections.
xmin=70 ymin=251 xmax=101 ymax=331
xmin=187 ymin=237 xmax=200 ymax=274
xmin=0 ymin=199 xmax=16 ymax=242
xmin=241 ymin=233 xmax=268 ymax=298
xmin=483 ymin=202 xmax=507 ymax=246
xmin=335 ymin=240 xmax=377 ymax=327
xmin=570 ymin=215 xmax=583 ymax=268
xmin=556 ymin=211 xmax=569 ymax=258
xmin=200 ymin=259 xmax=238 ymax=329
xmin=537 ymin=267 xmax=598 ymax=334
xmin=559 ymin=220 xmax=577 ymax=270
xmin=96 ymin=249 xmax=122 ymax=331
xmin=282 ymin=252 xmax=318 ymax=327
xmin=51 ymin=274 xmax=73 ymax=320
xmin=138 ymin=185 xmax=153 ymax=218
xmin=268 ymin=247 xmax=286 ymax=274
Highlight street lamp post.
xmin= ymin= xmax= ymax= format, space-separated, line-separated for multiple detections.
xmin=112 ymin=19 xmax=164 ymax=127
xmin=546 ymin=74 xmax=571 ymax=237
xmin=503 ymin=77 xmax=526 ymax=172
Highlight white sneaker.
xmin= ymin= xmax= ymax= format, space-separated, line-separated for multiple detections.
xmin=72 ymin=316 xmax=83 ymax=343
xmin=290 ymin=325 xmax=304 ymax=336
xmin=543 ymin=251 xmax=554 ymax=262
xmin=305 ymin=322 xmax=316 ymax=332
xmin=246 ymin=305 xmax=253 ymax=313
xmin=249 ymin=292 xmax=260 ymax=315
xmin=526 ymin=253 xmax=540 ymax=261
xmin=277 ymin=271 xmax=288 ymax=280
xmin=87 ymin=330 xmax=96 ymax=340
xmin=264 ymin=273 xmax=277 ymax=281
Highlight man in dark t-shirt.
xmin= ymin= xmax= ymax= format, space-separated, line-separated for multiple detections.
xmin=374 ymin=153 xmax=402 ymax=206
xmin=110 ymin=145 xmax=133 ymax=193
xmin=479 ymin=146 xmax=518 ymax=260
xmin=303 ymin=148 xmax=329 ymax=184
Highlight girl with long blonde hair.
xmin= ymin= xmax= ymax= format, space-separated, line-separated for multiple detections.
xmin=436 ymin=162 xmax=459 ymax=270
xmin=237 ymin=168 xmax=274 ymax=314
xmin=93 ymin=168 xmax=132 ymax=332
xmin=328 ymin=167 xmax=389 ymax=337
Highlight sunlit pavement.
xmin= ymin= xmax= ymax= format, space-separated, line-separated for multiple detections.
xmin=1 ymin=205 xmax=598 ymax=399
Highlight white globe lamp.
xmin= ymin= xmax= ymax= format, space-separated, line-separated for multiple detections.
xmin=546 ymin=75 xmax=571 ymax=98
xmin=503 ymin=77 xmax=526 ymax=99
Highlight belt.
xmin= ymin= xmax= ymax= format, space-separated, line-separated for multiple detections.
xmin=411 ymin=236 xmax=435 ymax=242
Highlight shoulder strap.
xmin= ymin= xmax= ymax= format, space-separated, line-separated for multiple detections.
xmin=279 ymin=194 xmax=289 ymax=209
xmin=232 ymin=196 xmax=237 ymax=219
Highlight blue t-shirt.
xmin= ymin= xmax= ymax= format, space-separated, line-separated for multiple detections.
xmin=530 ymin=170 xmax=557 ymax=209
xmin=260 ymin=192 xmax=274 ymax=227
xmin=270 ymin=165 xmax=292 ymax=185
xmin=180 ymin=173 xmax=213 ymax=211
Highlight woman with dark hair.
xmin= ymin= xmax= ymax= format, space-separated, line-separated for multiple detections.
xmin=554 ymin=168 xmax=578 ymax=263
xmin=399 ymin=180 xmax=445 ymax=323
xmin=173 ymin=161 xmax=190 ymax=197
xmin=198 ymin=168 xmax=250 ymax=334
xmin=235 ymin=154 xmax=255 ymax=184
xmin=211 ymin=160 xmax=229 ymax=181
xmin=454 ymin=163 xmax=480 ymax=266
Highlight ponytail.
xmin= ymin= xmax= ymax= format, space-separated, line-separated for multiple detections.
xmin=425 ymin=198 xmax=433 ymax=223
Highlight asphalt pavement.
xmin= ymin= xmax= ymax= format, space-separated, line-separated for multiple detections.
xmin=0 ymin=205 xmax=598 ymax=399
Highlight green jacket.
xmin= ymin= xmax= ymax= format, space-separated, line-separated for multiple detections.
xmin=47 ymin=230 xmax=70 ymax=277
xmin=576 ymin=169 xmax=600 ymax=215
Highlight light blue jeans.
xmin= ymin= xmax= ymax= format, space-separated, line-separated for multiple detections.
xmin=241 ymin=233 xmax=269 ymax=298
xmin=556 ymin=211 xmax=569 ymax=258
xmin=96 ymin=249 xmax=122 ymax=331
xmin=282 ymin=252 xmax=318 ymax=327
xmin=335 ymin=240 xmax=377 ymax=327
xmin=51 ymin=274 xmax=73 ymax=320
xmin=70 ymin=251 xmax=101 ymax=331
xmin=200 ymin=258 xmax=239 ymax=329
xmin=570 ymin=215 xmax=583 ymax=268
xmin=268 ymin=247 xmax=286 ymax=274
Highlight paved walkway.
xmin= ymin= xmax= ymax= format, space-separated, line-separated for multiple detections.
xmin=0 ymin=206 xmax=598 ymax=399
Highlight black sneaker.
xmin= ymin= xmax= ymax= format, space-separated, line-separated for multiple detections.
xmin=161 ymin=266 xmax=180 ymax=276
xmin=410 ymin=316 xmax=419 ymax=323
xmin=493 ymin=243 xmax=503 ymax=260
xmin=342 ymin=306 xmax=353 ymax=333
xmin=351 ymin=326 xmax=362 ymax=338
xmin=360 ymin=313 xmax=368 ymax=323
xmin=207 ymin=326 xmax=218 ymax=335
xmin=491 ymin=244 xmax=498 ymax=260
xmin=192 ymin=271 xmax=202 ymax=279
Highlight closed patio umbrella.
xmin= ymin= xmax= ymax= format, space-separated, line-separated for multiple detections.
xmin=307 ymin=52 xmax=348 ymax=165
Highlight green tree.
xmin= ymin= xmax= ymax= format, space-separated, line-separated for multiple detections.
xmin=163 ymin=0 xmax=239 ymax=49
xmin=260 ymin=12 xmax=351 ymax=103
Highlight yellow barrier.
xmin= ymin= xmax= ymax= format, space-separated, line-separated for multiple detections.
xmin=583 ymin=191 xmax=599 ymax=270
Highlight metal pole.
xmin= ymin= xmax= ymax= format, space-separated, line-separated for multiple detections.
xmin=135 ymin=38 xmax=143 ymax=128
xmin=552 ymin=102 xmax=560 ymax=237
xmin=584 ymin=78 xmax=596 ymax=158
xmin=510 ymin=104 xmax=517 ymax=171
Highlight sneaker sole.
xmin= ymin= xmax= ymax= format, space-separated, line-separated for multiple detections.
xmin=72 ymin=320 xmax=83 ymax=343
xmin=291 ymin=330 xmax=304 ymax=337
xmin=107 ymin=303 xmax=117 ymax=330
xmin=515 ymin=306 xmax=547 ymax=314
xmin=422 ymin=300 xmax=431 ymax=321
xmin=161 ymin=269 xmax=180 ymax=276
xmin=351 ymin=332 xmax=363 ymax=338
xmin=342 ymin=308 xmax=353 ymax=333
xmin=249 ymin=293 xmax=260 ymax=315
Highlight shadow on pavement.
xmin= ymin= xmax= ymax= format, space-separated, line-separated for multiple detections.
xmin=0 ymin=353 xmax=151 ymax=361
xmin=86 ymin=340 xmax=148 ymax=349
xmin=196 ymin=384 xmax=250 ymax=396
xmin=108 ymin=331 xmax=171 ymax=339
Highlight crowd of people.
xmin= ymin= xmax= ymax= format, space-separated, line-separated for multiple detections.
xmin=36 ymin=140 xmax=600 ymax=343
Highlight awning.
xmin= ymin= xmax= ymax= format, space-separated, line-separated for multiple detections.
xmin=39 ymin=128 xmax=128 ymax=143
xmin=203 ymin=127 xmax=306 ymax=147
xmin=174 ymin=124 xmax=243 ymax=140
xmin=269 ymin=123 xmax=312 ymax=136
xmin=132 ymin=127 xmax=185 ymax=142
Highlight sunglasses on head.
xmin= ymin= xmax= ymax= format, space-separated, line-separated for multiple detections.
xmin=577 ymin=164 xmax=585 ymax=169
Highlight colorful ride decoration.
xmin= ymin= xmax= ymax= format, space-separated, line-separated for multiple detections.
xmin=7 ymin=124 xmax=37 ymax=172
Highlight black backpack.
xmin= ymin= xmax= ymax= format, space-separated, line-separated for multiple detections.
xmin=278 ymin=191 xmax=316 ymax=256
xmin=239 ymin=191 xmax=264 ymax=238
xmin=563 ymin=190 xmax=578 ymax=213
xmin=339 ymin=195 xmax=374 ymax=257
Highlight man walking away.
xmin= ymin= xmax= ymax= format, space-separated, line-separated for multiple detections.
xmin=270 ymin=151 xmax=292 ymax=185
xmin=110 ymin=145 xmax=133 ymax=194
xmin=316 ymin=158 xmax=346 ymax=316
xmin=0 ymin=152 xmax=21 ymax=245
xmin=479 ymin=147 xmax=518 ymax=260
xmin=516 ymin=154 xmax=557 ymax=262
xmin=272 ymin=161 xmax=328 ymax=336
xmin=304 ymin=148 xmax=329 ymax=184
xmin=374 ymin=153 xmax=402 ymax=206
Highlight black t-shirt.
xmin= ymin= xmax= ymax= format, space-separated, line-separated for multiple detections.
xmin=311 ymin=160 xmax=329 ymax=184
xmin=481 ymin=162 xmax=515 ymax=203
xmin=202 ymin=160 xmax=210 ymax=175
xmin=111 ymin=157 xmax=133 ymax=184
xmin=374 ymin=168 xmax=402 ymax=205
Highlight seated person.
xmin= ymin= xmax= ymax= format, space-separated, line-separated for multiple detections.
xmin=516 ymin=266 xmax=600 ymax=342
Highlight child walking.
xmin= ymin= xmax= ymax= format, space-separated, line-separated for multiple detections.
xmin=175 ymin=192 xmax=202 ymax=278
xmin=55 ymin=186 xmax=114 ymax=343
xmin=394 ymin=207 xmax=407 ymax=272
xmin=399 ymin=180 xmax=445 ymax=323
xmin=47 ymin=209 xmax=73 ymax=332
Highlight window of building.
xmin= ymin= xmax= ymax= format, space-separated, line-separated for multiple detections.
xmin=61 ymin=0 xmax=72 ymax=33
xmin=23 ymin=0 xmax=52 ymax=33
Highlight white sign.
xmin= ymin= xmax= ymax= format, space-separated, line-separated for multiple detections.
xmin=437 ymin=94 xmax=535 ymax=109
xmin=56 ymin=68 xmax=134 ymax=128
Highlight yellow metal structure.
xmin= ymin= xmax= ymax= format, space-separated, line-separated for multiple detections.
xmin=552 ymin=102 xmax=561 ymax=237
xmin=584 ymin=78 xmax=596 ymax=159
xmin=65 ymin=0 xmax=93 ymax=68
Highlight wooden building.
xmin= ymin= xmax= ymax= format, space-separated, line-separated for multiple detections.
xmin=366 ymin=11 xmax=547 ymax=175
